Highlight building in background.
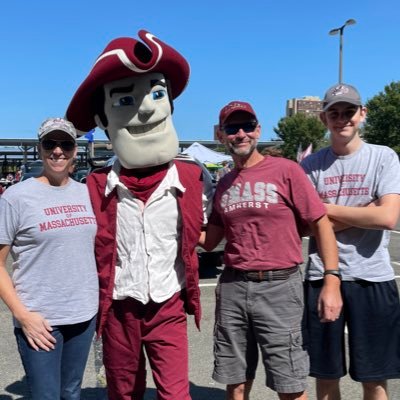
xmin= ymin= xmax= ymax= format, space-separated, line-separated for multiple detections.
xmin=286 ymin=96 xmax=323 ymax=118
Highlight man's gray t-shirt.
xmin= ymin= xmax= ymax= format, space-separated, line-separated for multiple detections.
xmin=301 ymin=143 xmax=400 ymax=282
xmin=0 ymin=178 xmax=99 ymax=326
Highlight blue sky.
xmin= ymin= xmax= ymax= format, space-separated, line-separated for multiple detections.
xmin=1 ymin=0 xmax=399 ymax=141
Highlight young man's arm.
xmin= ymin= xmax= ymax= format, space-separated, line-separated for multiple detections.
xmin=310 ymin=215 xmax=343 ymax=323
xmin=325 ymin=193 xmax=400 ymax=230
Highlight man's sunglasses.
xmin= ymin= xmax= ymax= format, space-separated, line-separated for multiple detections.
xmin=222 ymin=121 xmax=258 ymax=135
xmin=41 ymin=139 xmax=76 ymax=152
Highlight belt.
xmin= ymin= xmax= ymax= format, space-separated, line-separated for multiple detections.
xmin=228 ymin=265 xmax=299 ymax=282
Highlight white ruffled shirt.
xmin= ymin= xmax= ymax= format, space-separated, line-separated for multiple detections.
xmin=105 ymin=160 xmax=197 ymax=304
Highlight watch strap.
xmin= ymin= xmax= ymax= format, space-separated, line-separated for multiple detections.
xmin=323 ymin=269 xmax=342 ymax=279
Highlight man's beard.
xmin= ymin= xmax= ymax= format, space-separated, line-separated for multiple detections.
xmin=228 ymin=141 xmax=257 ymax=157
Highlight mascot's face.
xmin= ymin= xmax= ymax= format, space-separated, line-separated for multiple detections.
xmin=95 ymin=72 xmax=178 ymax=169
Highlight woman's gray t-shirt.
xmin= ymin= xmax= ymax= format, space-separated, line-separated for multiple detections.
xmin=0 ymin=177 xmax=99 ymax=326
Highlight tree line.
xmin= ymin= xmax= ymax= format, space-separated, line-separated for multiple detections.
xmin=273 ymin=81 xmax=400 ymax=160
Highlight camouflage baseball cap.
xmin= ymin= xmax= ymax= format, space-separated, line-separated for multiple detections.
xmin=38 ymin=118 xmax=77 ymax=140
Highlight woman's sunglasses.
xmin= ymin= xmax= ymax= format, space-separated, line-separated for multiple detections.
xmin=40 ymin=139 xmax=76 ymax=152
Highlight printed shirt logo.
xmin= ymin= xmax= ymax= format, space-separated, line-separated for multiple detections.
xmin=331 ymin=85 xmax=349 ymax=97
xmin=39 ymin=204 xmax=97 ymax=232
xmin=220 ymin=181 xmax=278 ymax=213
xmin=319 ymin=174 xmax=369 ymax=200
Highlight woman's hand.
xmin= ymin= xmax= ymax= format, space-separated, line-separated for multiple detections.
xmin=19 ymin=311 xmax=56 ymax=351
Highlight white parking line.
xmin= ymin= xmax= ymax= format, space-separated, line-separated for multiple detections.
xmin=305 ymin=230 xmax=400 ymax=235
xmin=199 ymin=283 xmax=217 ymax=287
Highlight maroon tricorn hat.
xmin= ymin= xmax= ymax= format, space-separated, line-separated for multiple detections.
xmin=66 ymin=30 xmax=190 ymax=134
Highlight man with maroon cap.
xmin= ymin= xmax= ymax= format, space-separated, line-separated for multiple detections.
xmin=66 ymin=30 xmax=211 ymax=400
xmin=200 ymin=101 xmax=341 ymax=400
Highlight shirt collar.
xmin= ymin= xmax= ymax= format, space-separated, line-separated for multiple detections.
xmin=104 ymin=159 xmax=185 ymax=197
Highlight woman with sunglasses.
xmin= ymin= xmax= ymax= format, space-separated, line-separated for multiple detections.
xmin=0 ymin=117 xmax=98 ymax=400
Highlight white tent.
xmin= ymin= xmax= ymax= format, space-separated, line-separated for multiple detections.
xmin=181 ymin=142 xmax=232 ymax=164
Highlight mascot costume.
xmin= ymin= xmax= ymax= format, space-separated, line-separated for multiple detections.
xmin=66 ymin=30 xmax=211 ymax=400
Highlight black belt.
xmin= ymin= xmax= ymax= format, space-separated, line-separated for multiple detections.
xmin=227 ymin=265 xmax=299 ymax=282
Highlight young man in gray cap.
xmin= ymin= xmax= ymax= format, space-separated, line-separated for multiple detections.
xmin=301 ymin=83 xmax=400 ymax=400
xmin=200 ymin=101 xmax=342 ymax=400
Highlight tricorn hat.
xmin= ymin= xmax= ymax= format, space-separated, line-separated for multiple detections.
xmin=66 ymin=30 xmax=190 ymax=134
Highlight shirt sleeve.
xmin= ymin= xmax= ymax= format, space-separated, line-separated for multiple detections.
xmin=0 ymin=197 xmax=19 ymax=245
xmin=376 ymin=148 xmax=400 ymax=197
xmin=289 ymin=162 xmax=326 ymax=223
xmin=202 ymin=172 xmax=215 ymax=226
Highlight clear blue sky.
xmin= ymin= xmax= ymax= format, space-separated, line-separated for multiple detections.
xmin=1 ymin=0 xmax=399 ymax=141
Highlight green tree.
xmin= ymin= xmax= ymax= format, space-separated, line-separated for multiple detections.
xmin=273 ymin=113 xmax=327 ymax=160
xmin=364 ymin=81 xmax=400 ymax=154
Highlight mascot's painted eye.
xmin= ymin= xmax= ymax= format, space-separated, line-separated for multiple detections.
xmin=152 ymin=90 xmax=167 ymax=100
xmin=112 ymin=96 xmax=135 ymax=107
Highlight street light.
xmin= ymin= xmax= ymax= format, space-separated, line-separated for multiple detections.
xmin=329 ymin=19 xmax=356 ymax=83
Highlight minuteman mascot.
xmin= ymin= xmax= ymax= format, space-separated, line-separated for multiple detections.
xmin=66 ymin=30 xmax=211 ymax=400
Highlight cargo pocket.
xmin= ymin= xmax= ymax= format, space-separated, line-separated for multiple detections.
xmin=290 ymin=327 xmax=309 ymax=378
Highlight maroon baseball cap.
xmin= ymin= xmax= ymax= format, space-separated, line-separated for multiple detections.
xmin=219 ymin=101 xmax=257 ymax=126
xmin=66 ymin=30 xmax=190 ymax=134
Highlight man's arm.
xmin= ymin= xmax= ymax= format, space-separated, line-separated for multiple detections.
xmin=310 ymin=215 xmax=343 ymax=323
xmin=325 ymin=193 xmax=400 ymax=230
xmin=198 ymin=223 xmax=224 ymax=252
xmin=328 ymin=218 xmax=352 ymax=232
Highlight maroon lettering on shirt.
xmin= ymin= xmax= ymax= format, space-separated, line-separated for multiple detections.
xmin=40 ymin=204 xmax=95 ymax=232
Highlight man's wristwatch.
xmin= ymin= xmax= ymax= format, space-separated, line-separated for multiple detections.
xmin=323 ymin=269 xmax=342 ymax=280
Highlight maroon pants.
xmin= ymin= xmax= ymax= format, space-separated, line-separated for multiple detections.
xmin=102 ymin=291 xmax=191 ymax=400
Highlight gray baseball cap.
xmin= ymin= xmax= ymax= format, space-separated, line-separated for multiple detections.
xmin=322 ymin=83 xmax=362 ymax=111
xmin=38 ymin=117 xmax=77 ymax=140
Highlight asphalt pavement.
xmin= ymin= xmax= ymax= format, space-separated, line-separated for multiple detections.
xmin=1 ymin=227 xmax=400 ymax=399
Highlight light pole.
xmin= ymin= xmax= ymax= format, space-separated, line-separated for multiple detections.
xmin=329 ymin=19 xmax=356 ymax=83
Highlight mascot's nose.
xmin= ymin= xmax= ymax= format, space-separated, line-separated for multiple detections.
xmin=137 ymin=107 xmax=155 ymax=122
xmin=138 ymin=95 xmax=156 ymax=116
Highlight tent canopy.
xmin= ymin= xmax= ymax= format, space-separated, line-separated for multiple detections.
xmin=181 ymin=142 xmax=232 ymax=164
xmin=204 ymin=162 xmax=220 ymax=169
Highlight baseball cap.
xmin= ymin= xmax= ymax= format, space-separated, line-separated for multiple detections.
xmin=323 ymin=83 xmax=362 ymax=111
xmin=219 ymin=101 xmax=257 ymax=126
xmin=38 ymin=118 xmax=77 ymax=140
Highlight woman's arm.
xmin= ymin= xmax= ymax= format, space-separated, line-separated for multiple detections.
xmin=0 ymin=245 xmax=56 ymax=351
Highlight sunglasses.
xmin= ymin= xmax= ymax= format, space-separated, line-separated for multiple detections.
xmin=222 ymin=121 xmax=258 ymax=135
xmin=41 ymin=139 xmax=76 ymax=152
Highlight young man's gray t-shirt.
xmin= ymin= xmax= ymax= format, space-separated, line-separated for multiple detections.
xmin=0 ymin=178 xmax=99 ymax=326
xmin=301 ymin=143 xmax=400 ymax=282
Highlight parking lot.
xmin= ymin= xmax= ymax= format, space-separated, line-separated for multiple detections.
xmin=1 ymin=226 xmax=400 ymax=399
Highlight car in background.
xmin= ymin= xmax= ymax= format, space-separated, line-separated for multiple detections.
xmin=72 ymin=167 xmax=89 ymax=183
xmin=78 ymin=156 xmax=116 ymax=184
